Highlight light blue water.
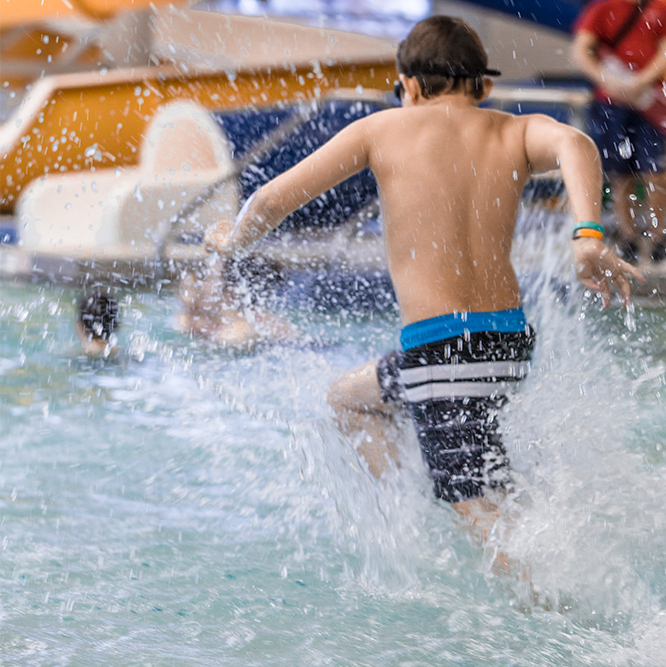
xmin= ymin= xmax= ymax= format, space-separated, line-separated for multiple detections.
xmin=1 ymin=226 xmax=666 ymax=665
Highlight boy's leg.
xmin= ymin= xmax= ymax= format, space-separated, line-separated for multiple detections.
xmin=327 ymin=360 xmax=401 ymax=478
xmin=415 ymin=398 xmax=514 ymax=569
xmin=451 ymin=495 xmax=501 ymax=543
xmin=330 ymin=360 xmax=529 ymax=579
xmin=453 ymin=495 xmax=530 ymax=579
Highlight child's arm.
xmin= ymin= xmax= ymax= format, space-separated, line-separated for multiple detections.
xmin=205 ymin=115 xmax=372 ymax=255
xmin=572 ymin=30 xmax=666 ymax=100
xmin=523 ymin=114 xmax=644 ymax=308
xmin=632 ymin=38 xmax=666 ymax=90
xmin=571 ymin=31 xmax=605 ymax=89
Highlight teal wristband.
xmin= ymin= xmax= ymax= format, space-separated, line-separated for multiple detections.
xmin=573 ymin=221 xmax=605 ymax=235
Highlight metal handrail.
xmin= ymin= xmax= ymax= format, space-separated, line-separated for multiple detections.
xmin=488 ymin=84 xmax=593 ymax=130
xmin=489 ymin=85 xmax=592 ymax=107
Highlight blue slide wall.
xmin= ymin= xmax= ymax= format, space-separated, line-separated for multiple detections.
xmin=462 ymin=0 xmax=587 ymax=33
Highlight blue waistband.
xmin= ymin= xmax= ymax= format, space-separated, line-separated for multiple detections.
xmin=400 ymin=308 xmax=527 ymax=351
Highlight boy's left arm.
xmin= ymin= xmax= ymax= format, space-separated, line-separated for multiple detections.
xmin=205 ymin=115 xmax=372 ymax=256
xmin=523 ymin=114 xmax=645 ymax=308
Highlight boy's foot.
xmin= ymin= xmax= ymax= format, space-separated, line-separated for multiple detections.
xmin=651 ymin=241 xmax=666 ymax=263
xmin=618 ymin=240 xmax=640 ymax=265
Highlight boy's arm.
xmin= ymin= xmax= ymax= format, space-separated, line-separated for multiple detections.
xmin=205 ymin=115 xmax=372 ymax=255
xmin=523 ymin=114 xmax=644 ymax=308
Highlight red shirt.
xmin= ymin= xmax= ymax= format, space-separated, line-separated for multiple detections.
xmin=575 ymin=0 xmax=666 ymax=72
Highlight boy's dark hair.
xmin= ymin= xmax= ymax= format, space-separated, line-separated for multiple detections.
xmin=396 ymin=16 xmax=499 ymax=101
xmin=78 ymin=292 xmax=119 ymax=341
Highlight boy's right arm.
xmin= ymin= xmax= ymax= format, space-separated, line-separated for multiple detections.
xmin=205 ymin=115 xmax=372 ymax=257
xmin=523 ymin=114 xmax=644 ymax=307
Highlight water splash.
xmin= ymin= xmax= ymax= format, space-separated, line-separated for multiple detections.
xmin=1 ymin=208 xmax=666 ymax=664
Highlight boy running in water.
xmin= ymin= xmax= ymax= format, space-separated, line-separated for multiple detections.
xmin=206 ymin=17 xmax=643 ymax=556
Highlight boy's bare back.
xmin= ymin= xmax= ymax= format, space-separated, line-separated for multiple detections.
xmin=364 ymin=99 xmax=529 ymax=323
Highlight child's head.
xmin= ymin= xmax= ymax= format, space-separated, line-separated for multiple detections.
xmin=396 ymin=16 xmax=499 ymax=101
xmin=77 ymin=292 xmax=119 ymax=347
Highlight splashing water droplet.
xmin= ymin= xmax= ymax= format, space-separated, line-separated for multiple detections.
xmin=624 ymin=302 xmax=636 ymax=332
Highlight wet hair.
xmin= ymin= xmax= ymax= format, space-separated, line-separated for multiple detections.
xmin=77 ymin=292 xmax=119 ymax=341
xmin=396 ymin=16 xmax=500 ymax=101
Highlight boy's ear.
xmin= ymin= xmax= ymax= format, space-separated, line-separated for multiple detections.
xmin=480 ymin=77 xmax=494 ymax=102
xmin=400 ymin=73 xmax=421 ymax=105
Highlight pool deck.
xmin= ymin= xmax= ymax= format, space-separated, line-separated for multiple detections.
xmin=0 ymin=223 xmax=387 ymax=287
xmin=3 ymin=226 xmax=666 ymax=307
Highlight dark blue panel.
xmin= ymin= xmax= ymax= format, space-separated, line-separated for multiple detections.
xmin=214 ymin=100 xmax=385 ymax=233
xmin=213 ymin=106 xmax=296 ymax=158
xmin=460 ymin=0 xmax=586 ymax=33
xmin=0 ymin=225 xmax=17 ymax=244
xmin=278 ymin=269 xmax=398 ymax=314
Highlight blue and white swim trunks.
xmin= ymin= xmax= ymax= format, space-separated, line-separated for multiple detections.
xmin=376 ymin=308 xmax=535 ymax=504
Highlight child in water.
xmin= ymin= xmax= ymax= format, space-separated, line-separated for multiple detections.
xmin=179 ymin=255 xmax=297 ymax=349
xmin=76 ymin=292 xmax=120 ymax=357
xmin=205 ymin=17 xmax=643 ymax=569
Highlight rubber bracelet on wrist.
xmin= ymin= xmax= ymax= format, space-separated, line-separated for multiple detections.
xmin=573 ymin=221 xmax=605 ymax=235
xmin=573 ymin=228 xmax=604 ymax=240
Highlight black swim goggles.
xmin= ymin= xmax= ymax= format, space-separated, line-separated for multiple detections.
xmin=393 ymin=63 xmax=501 ymax=102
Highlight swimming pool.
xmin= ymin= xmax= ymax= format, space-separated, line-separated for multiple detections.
xmin=1 ymin=223 xmax=665 ymax=665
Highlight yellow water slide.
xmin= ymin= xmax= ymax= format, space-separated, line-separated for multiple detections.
xmin=1 ymin=0 xmax=166 ymax=25
xmin=0 ymin=2 xmax=396 ymax=215
xmin=0 ymin=0 xmax=183 ymax=87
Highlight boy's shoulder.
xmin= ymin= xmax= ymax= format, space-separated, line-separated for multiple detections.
xmin=359 ymin=104 xmax=559 ymax=144
xmin=365 ymin=103 xmax=534 ymax=124
xmin=362 ymin=103 xmax=480 ymax=125
xmin=479 ymin=109 xmax=563 ymax=131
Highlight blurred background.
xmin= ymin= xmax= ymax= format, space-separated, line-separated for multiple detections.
xmin=0 ymin=0 xmax=601 ymax=290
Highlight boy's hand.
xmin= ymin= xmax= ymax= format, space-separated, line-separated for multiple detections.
xmin=204 ymin=221 xmax=234 ymax=256
xmin=573 ymin=237 xmax=645 ymax=308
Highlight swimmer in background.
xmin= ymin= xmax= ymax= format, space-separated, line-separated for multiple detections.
xmin=179 ymin=255 xmax=297 ymax=349
xmin=205 ymin=17 xmax=644 ymax=575
xmin=76 ymin=292 xmax=120 ymax=357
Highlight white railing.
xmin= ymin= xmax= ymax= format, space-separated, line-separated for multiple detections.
xmin=488 ymin=84 xmax=593 ymax=129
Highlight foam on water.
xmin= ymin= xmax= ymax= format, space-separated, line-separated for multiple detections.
xmin=1 ymin=215 xmax=666 ymax=665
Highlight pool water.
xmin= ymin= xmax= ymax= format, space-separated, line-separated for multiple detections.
xmin=1 ymin=225 xmax=666 ymax=666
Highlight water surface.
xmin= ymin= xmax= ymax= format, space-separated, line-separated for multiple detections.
xmin=1 ymin=226 xmax=665 ymax=665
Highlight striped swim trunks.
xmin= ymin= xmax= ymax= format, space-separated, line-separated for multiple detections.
xmin=376 ymin=309 xmax=535 ymax=504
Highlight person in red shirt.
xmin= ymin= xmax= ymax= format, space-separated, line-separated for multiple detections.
xmin=572 ymin=0 xmax=666 ymax=263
